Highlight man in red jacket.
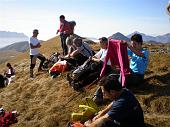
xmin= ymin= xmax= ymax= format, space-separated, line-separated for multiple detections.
xmin=57 ymin=15 xmax=73 ymax=56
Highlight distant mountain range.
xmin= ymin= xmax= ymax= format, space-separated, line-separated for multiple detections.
xmin=0 ymin=31 xmax=169 ymax=53
xmin=0 ymin=31 xmax=28 ymax=38
xmin=110 ymin=31 xmax=170 ymax=43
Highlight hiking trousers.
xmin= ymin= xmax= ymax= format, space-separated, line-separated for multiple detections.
xmin=30 ymin=54 xmax=46 ymax=70
xmin=60 ymin=33 xmax=69 ymax=56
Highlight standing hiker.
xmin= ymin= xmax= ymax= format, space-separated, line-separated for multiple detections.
xmin=56 ymin=15 xmax=76 ymax=55
xmin=29 ymin=29 xmax=46 ymax=78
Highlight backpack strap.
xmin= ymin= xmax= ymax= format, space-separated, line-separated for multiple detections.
xmin=82 ymin=44 xmax=93 ymax=56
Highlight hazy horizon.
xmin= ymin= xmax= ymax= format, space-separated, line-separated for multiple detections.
xmin=0 ymin=0 xmax=170 ymax=40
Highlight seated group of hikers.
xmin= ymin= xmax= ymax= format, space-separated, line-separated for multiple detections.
xmin=0 ymin=63 xmax=15 ymax=88
xmin=39 ymin=33 xmax=148 ymax=127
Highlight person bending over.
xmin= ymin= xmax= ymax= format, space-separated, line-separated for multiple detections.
xmin=84 ymin=75 xmax=145 ymax=127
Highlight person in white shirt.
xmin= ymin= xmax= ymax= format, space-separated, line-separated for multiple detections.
xmin=90 ymin=37 xmax=111 ymax=65
xmin=4 ymin=63 xmax=15 ymax=78
xmin=29 ymin=29 xmax=46 ymax=78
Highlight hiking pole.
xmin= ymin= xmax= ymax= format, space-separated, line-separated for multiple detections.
xmin=85 ymin=77 xmax=101 ymax=90
xmin=63 ymin=92 xmax=82 ymax=107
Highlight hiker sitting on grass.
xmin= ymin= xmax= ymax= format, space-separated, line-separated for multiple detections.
xmin=4 ymin=63 xmax=15 ymax=78
xmin=125 ymin=33 xmax=149 ymax=87
xmin=62 ymin=37 xmax=94 ymax=66
xmin=89 ymin=37 xmax=110 ymax=66
xmin=66 ymin=37 xmax=111 ymax=90
xmin=84 ymin=75 xmax=145 ymax=127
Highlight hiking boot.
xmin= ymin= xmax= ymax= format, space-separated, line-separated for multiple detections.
xmin=30 ymin=69 xmax=34 ymax=78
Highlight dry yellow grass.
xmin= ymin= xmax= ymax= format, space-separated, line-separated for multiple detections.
xmin=0 ymin=36 xmax=170 ymax=127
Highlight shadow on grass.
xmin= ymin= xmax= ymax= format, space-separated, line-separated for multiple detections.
xmin=130 ymin=73 xmax=170 ymax=96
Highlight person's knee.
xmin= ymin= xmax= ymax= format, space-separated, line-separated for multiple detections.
xmin=30 ymin=64 xmax=35 ymax=69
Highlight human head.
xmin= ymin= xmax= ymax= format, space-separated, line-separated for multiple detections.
xmin=59 ymin=15 xmax=65 ymax=22
xmin=131 ymin=34 xmax=143 ymax=45
xmin=6 ymin=63 xmax=11 ymax=68
xmin=99 ymin=74 xmax=122 ymax=100
xmin=33 ymin=29 xmax=39 ymax=37
xmin=99 ymin=37 xmax=108 ymax=49
xmin=73 ymin=38 xmax=82 ymax=47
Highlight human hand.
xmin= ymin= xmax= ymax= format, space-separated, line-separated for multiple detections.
xmin=84 ymin=120 xmax=92 ymax=126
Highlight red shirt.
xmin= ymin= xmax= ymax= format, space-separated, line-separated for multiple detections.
xmin=0 ymin=112 xmax=17 ymax=127
xmin=58 ymin=20 xmax=72 ymax=35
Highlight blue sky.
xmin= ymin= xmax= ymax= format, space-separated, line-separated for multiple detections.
xmin=0 ymin=0 xmax=169 ymax=40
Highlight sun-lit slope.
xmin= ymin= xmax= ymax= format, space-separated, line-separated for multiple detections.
xmin=0 ymin=36 xmax=97 ymax=127
xmin=0 ymin=38 xmax=170 ymax=127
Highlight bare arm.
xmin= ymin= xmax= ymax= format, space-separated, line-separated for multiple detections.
xmin=128 ymin=45 xmax=145 ymax=58
xmin=30 ymin=43 xmax=41 ymax=49
xmin=70 ymin=49 xmax=79 ymax=57
xmin=85 ymin=114 xmax=110 ymax=127
xmin=92 ymin=102 xmax=113 ymax=121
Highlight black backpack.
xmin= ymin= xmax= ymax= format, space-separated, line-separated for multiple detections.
xmin=67 ymin=59 xmax=103 ymax=91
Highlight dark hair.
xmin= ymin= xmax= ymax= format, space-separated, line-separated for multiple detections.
xmin=99 ymin=74 xmax=122 ymax=92
xmin=73 ymin=38 xmax=82 ymax=47
xmin=6 ymin=63 xmax=11 ymax=67
xmin=60 ymin=15 xmax=65 ymax=19
xmin=33 ymin=29 xmax=39 ymax=33
xmin=99 ymin=37 xmax=108 ymax=43
xmin=131 ymin=34 xmax=143 ymax=45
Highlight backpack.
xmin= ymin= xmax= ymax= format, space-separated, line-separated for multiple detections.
xmin=67 ymin=59 xmax=103 ymax=91
xmin=69 ymin=21 xmax=76 ymax=34
xmin=42 ymin=52 xmax=60 ymax=70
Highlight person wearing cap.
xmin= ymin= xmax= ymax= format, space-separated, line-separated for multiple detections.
xmin=125 ymin=33 xmax=149 ymax=87
xmin=84 ymin=75 xmax=145 ymax=127
xmin=70 ymin=38 xmax=93 ymax=58
xmin=29 ymin=29 xmax=46 ymax=78
xmin=62 ymin=37 xmax=93 ymax=66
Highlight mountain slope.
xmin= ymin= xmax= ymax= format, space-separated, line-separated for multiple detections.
xmin=0 ymin=36 xmax=170 ymax=127
xmin=109 ymin=32 xmax=130 ymax=41
xmin=0 ymin=41 xmax=29 ymax=52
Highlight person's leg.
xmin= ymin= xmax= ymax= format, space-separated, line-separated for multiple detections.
xmin=30 ymin=55 xmax=37 ymax=78
xmin=126 ymin=72 xmax=144 ymax=88
xmin=63 ymin=34 xmax=68 ymax=55
xmin=37 ymin=54 xmax=46 ymax=71
xmin=60 ymin=34 xmax=68 ymax=56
